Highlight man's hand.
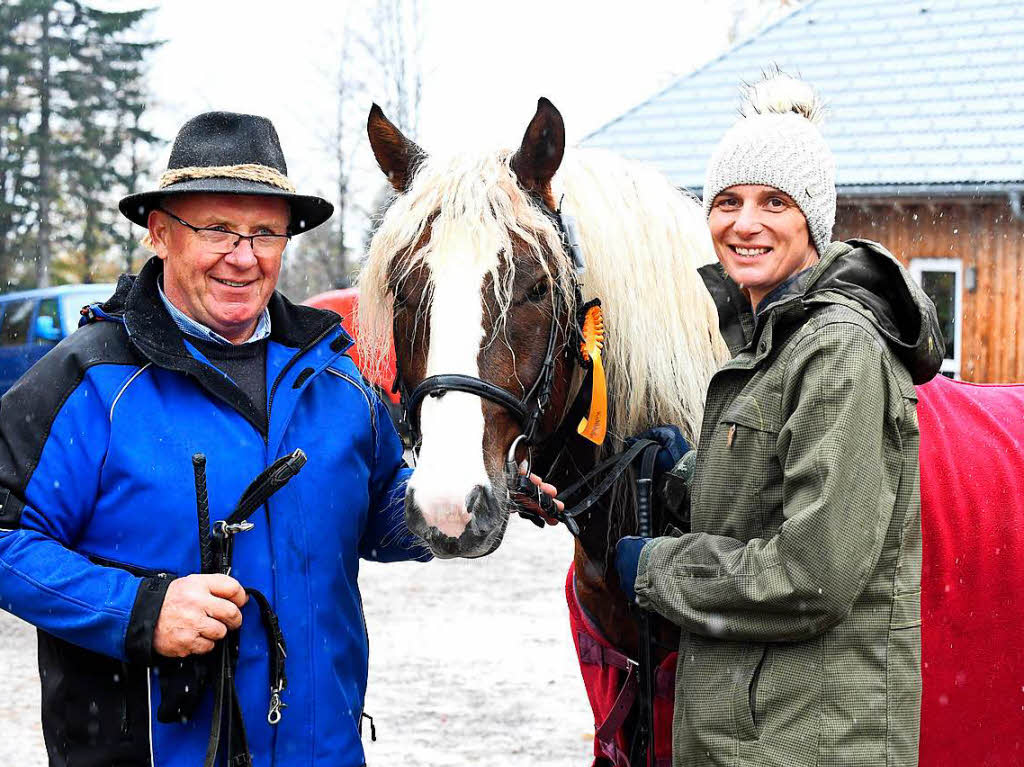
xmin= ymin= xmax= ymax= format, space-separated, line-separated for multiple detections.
xmin=516 ymin=469 xmax=565 ymax=526
xmin=153 ymin=574 xmax=248 ymax=658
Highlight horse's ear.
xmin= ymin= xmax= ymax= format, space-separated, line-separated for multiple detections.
xmin=511 ymin=97 xmax=565 ymax=199
xmin=367 ymin=103 xmax=425 ymax=193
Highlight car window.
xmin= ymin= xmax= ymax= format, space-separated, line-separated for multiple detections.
xmin=60 ymin=287 xmax=115 ymax=333
xmin=0 ymin=299 xmax=35 ymax=346
xmin=35 ymin=298 xmax=62 ymax=344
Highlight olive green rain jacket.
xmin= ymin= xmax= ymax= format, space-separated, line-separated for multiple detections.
xmin=635 ymin=239 xmax=944 ymax=767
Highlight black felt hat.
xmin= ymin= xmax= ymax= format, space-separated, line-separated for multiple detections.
xmin=119 ymin=111 xmax=333 ymax=234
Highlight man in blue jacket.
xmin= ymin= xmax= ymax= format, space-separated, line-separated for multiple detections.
xmin=0 ymin=111 xmax=430 ymax=767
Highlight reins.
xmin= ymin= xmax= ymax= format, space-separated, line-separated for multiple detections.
xmin=514 ymin=437 xmax=663 ymax=767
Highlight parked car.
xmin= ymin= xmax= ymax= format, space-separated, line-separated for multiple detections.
xmin=0 ymin=283 xmax=116 ymax=396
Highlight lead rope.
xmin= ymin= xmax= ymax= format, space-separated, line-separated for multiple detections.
xmin=193 ymin=449 xmax=306 ymax=767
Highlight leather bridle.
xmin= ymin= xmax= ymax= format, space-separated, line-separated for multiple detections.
xmin=391 ymin=200 xmax=586 ymax=455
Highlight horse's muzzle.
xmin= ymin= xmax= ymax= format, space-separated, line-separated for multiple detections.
xmin=404 ymin=485 xmax=507 ymax=559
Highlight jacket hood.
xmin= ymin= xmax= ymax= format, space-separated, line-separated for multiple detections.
xmin=700 ymin=239 xmax=945 ymax=384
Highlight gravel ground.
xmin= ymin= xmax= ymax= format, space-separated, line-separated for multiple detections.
xmin=0 ymin=520 xmax=595 ymax=766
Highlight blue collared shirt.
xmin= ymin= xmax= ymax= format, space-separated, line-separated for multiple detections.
xmin=158 ymin=278 xmax=271 ymax=346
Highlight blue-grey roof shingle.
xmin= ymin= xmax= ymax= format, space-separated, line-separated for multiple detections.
xmin=583 ymin=0 xmax=1024 ymax=193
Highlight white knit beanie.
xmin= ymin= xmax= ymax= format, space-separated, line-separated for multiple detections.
xmin=702 ymin=70 xmax=836 ymax=255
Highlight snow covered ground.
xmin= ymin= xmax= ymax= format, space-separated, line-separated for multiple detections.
xmin=0 ymin=611 xmax=46 ymax=765
xmin=0 ymin=519 xmax=596 ymax=765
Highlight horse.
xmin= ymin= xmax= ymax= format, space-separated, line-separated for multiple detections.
xmin=356 ymin=100 xmax=1024 ymax=766
xmin=358 ymin=97 xmax=725 ymax=764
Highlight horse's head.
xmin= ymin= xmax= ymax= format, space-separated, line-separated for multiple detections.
xmin=361 ymin=99 xmax=581 ymax=559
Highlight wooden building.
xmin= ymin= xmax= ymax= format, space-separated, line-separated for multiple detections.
xmin=585 ymin=0 xmax=1024 ymax=382
xmin=837 ymin=198 xmax=1023 ymax=382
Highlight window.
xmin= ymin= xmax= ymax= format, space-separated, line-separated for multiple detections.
xmin=60 ymin=288 xmax=113 ymax=334
xmin=36 ymin=297 xmax=62 ymax=344
xmin=909 ymin=258 xmax=962 ymax=379
xmin=0 ymin=300 xmax=35 ymax=347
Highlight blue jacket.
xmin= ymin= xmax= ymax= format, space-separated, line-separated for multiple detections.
xmin=0 ymin=257 xmax=428 ymax=767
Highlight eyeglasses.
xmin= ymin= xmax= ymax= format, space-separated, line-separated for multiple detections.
xmin=157 ymin=207 xmax=291 ymax=258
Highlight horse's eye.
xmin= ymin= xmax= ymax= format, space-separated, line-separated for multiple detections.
xmin=526 ymin=279 xmax=549 ymax=303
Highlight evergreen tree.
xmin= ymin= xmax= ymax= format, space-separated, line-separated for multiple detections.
xmin=1 ymin=0 xmax=159 ymax=287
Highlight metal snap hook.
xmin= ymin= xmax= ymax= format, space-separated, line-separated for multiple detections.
xmin=268 ymin=688 xmax=286 ymax=725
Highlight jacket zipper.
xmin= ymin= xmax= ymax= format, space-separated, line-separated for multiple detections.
xmin=265 ymin=326 xmax=340 ymax=445
xmin=119 ymin=661 xmax=132 ymax=738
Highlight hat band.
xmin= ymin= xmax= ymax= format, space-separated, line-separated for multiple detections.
xmin=158 ymin=163 xmax=296 ymax=194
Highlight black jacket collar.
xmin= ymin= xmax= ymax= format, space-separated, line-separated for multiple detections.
xmin=698 ymin=262 xmax=754 ymax=357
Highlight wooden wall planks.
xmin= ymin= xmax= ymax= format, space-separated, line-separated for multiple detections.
xmin=836 ymin=200 xmax=1024 ymax=384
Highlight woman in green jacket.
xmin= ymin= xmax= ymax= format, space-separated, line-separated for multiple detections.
xmin=615 ymin=72 xmax=944 ymax=767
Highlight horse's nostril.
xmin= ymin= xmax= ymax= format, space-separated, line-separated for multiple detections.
xmin=466 ymin=485 xmax=498 ymax=517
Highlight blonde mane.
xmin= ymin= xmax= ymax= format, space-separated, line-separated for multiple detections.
xmin=358 ymin=147 xmax=728 ymax=444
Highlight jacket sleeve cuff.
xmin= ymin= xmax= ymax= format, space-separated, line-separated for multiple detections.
xmin=125 ymin=575 xmax=173 ymax=665
xmin=634 ymin=537 xmax=663 ymax=605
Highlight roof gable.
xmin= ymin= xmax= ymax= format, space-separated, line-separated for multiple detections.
xmin=583 ymin=0 xmax=1024 ymax=193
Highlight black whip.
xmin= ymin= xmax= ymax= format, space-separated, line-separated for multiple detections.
xmin=193 ymin=453 xmax=214 ymax=574
xmin=631 ymin=443 xmax=659 ymax=767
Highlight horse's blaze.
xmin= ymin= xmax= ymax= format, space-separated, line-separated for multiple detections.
xmin=405 ymin=247 xmax=500 ymax=550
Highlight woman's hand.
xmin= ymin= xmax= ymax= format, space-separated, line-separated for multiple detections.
xmin=614 ymin=536 xmax=652 ymax=603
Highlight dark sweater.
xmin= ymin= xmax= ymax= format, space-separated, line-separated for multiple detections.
xmin=187 ymin=335 xmax=268 ymax=433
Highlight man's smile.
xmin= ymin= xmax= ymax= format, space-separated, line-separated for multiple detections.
xmin=211 ymin=276 xmax=255 ymax=288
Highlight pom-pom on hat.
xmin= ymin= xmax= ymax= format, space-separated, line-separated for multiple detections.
xmin=702 ymin=69 xmax=836 ymax=255
xmin=119 ymin=111 xmax=334 ymax=235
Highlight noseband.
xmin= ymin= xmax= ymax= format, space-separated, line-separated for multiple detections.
xmin=392 ymin=203 xmax=586 ymax=452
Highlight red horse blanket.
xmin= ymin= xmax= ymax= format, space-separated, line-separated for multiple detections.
xmin=567 ymin=564 xmax=676 ymax=767
xmin=568 ymin=375 xmax=1024 ymax=765
xmin=917 ymin=375 xmax=1024 ymax=765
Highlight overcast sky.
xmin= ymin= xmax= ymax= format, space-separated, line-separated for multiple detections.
xmin=93 ymin=0 xmax=737 ymax=205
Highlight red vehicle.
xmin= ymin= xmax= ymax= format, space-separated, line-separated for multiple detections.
xmin=304 ymin=288 xmax=407 ymax=440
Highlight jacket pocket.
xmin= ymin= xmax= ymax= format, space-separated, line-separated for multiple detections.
xmin=748 ymin=645 xmax=768 ymax=732
xmin=698 ymin=394 xmax=783 ymax=537
xmin=87 ymin=551 xmax=177 ymax=579
xmin=735 ymin=644 xmax=768 ymax=741
xmin=887 ymin=617 xmax=922 ymax=763
xmin=720 ymin=393 xmax=781 ymax=434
